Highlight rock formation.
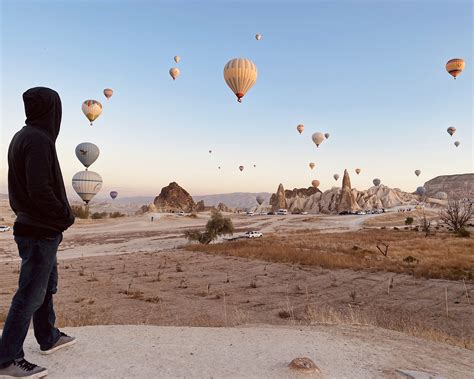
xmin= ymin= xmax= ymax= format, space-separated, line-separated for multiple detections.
xmin=216 ymin=202 xmax=233 ymax=212
xmin=423 ymin=173 xmax=474 ymax=199
xmin=194 ymin=200 xmax=205 ymax=212
xmin=337 ymin=169 xmax=361 ymax=213
xmin=269 ymin=184 xmax=288 ymax=211
xmin=153 ymin=182 xmax=196 ymax=212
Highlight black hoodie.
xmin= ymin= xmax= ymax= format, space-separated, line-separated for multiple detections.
xmin=8 ymin=87 xmax=75 ymax=234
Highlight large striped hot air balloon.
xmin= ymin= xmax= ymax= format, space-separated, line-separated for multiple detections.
xmin=224 ymin=58 xmax=257 ymax=102
xmin=75 ymin=142 xmax=99 ymax=169
xmin=82 ymin=100 xmax=102 ymax=126
xmin=445 ymin=58 xmax=465 ymax=79
xmin=72 ymin=171 xmax=103 ymax=204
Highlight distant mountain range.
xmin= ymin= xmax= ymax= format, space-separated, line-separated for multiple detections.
xmin=193 ymin=192 xmax=272 ymax=209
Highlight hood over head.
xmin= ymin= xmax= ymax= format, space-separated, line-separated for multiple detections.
xmin=23 ymin=87 xmax=62 ymax=141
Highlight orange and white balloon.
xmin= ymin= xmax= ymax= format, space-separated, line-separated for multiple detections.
xmin=224 ymin=58 xmax=257 ymax=102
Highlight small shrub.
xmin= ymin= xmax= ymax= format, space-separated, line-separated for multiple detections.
xmin=457 ymin=228 xmax=470 ymax=238
xmin=184 ymin=209 xmax=234 ymax=244
xmin=71 ymin=205 xmax=89 ymax=219
xmin=405 ymin=217 xmax=414 ymax=225
xmin=110 ymin=212 xmax=125 ymax=218
xmin=91 ymin=212 xmax=108 ymax=219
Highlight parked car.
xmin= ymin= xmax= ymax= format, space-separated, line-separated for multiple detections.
xmin=267 ymin=212 xmax=275 ymax=215
xmin=300 ymin=211 xmax=308 ymax=215
xmin=246 ymin=211 xmax=255 ymax=216
xmin=0 ymin=225 xmax=11 ymax=232
xmin=176 ymin=211 xmax=185 ymax=216
xmin=276 ymin=209 xmax=288 ymax=215
xmin=244 ymin=231 xmax=263 ymax=238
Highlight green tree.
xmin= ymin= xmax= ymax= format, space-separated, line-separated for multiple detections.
xmin=405 ymin=217 xmax=414 ymax=225
xmin=184 ymin=210 xmax=234 ymax=244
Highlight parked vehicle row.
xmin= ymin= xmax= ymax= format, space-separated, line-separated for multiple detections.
xmin=338 ymin=209 xmax=385 ymax=216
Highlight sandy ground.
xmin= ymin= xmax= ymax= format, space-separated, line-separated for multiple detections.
xmin=18 ymin=324 xmax=473 ymax=378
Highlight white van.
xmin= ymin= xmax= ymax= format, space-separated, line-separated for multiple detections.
xmin=276 ymin=209 xmax=288 ymax=215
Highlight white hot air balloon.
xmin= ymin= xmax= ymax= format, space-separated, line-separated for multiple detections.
xmin=311 ymin=132 xmax=325 ymax=147
xmin=333 ymin=174 xmax=340 ymax=181
xmin=174 ymin=55 xmax=180 ymax=63
xmin=82 ymin=100 xmax=102 ymax=126
xmin=435 ymin=191 xmax=448 ymax=200
xmin=72 ymin=171 xmax=103 ymax=204
xmin=255 ymin=34 xmax=262 ymax=41
xmin=224 ymin=58 xmax=257 ymax=102
xmin=169 ymin=67 xmax=180 ymax=80
xmin=75 ymin=143 xmax=100 ymax=169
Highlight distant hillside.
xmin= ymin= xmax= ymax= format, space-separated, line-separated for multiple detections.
xmin=423 ymin=173 xmax=474 ymax=199
xmin=193 ymin=192 xmax=272 ymax=209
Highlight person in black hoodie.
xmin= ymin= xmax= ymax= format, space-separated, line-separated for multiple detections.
xmin=0 ymin=87 xmax=77 ymax=378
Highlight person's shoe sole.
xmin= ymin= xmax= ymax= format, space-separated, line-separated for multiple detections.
xmin=40 ymin=338 xmax=76 ymax=355
xmin=0 ymin=369 xmax=48 ymax=379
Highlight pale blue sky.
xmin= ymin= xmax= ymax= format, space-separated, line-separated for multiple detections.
xmin=1 ymin=0 xmax=472 ymax=199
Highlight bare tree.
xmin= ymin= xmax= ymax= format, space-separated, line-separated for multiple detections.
xmin=420 ymin=211 xmax=432 ymax=237
xmin=440 ymin=199 xmax=473 ymax=233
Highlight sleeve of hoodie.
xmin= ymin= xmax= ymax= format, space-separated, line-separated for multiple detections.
xmin=24 ymin=136 xmax=70 ymax=219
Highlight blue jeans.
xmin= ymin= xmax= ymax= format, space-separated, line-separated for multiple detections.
xmin=0 ymin=234 xmax=62 ymax=366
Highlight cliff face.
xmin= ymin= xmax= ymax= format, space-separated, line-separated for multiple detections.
xmin=269 ymin=184 xmax=288 ymax=211
xmin=153 ymin=182 xmax=196 ymax=212
xmin=423 ymin=173 xmax=474 ymax=199
xmin=337 ymin=169 xmax=361 ymax=213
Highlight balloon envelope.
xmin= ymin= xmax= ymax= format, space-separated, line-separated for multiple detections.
xmin=72 ymin=170 xmax=103 ymax=204
xmin=239 ymin=165 xmax=244 ymax=172
xmin=333 ymin=174 xmax=340 ymax=181
xmin=355 ymin=168 xmax=361 ymax=175
xmin=447 ymin=126 xmax=456 ymax=136
xmin=373 ymin=178 xmax=381 ymax=186
xmin=309 ymin=162 xmax=315 ymax=170
xmin=435 ymin=191 xmax=448 ymax=200
xmin=75 ymin=142 xmax=100 ymax=168
xmin=255 ymin=34 xmax=262 ymax=40
xmin=311 ymin=132 xmax=325 ymax=147
xmin=324 ymin=133 xmax=330 ymax=139
xmin=416 ymin=186 xmax=426 ymax=196
xmin=103 ymin=88 xmax=113 ymax=100
xmin=110 ymin=191 xmax=118 ymax=200
xmin=174 ymin=55 xmax=180 ymax=63
xmin=256 ymin=195 xmax=264 ymax=205
xmin=311 ymin=180 xmax=320 ymax=188
xmin=224 ymin=58 xmax=257 ymax=102
xmin=82 ymin=100 xmax=102 ymax=125
xmin=296 ymin=124 xmax=304 ymax=134
xmin=414 ymin=170 xmax=421 ymax=177
xmin=169 ymin=67 xmax=180 ymax=80
xmin=454 ymin=141 xmax=460 ymax=147
xmin=445 ymin=58 xmax=465 ymax=79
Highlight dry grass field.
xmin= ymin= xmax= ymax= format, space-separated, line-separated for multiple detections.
xmin=186 ymin=229 xmax=474 ymax=281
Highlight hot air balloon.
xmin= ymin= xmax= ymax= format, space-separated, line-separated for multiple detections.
xmin=447 ymin=126 xmax=456 ymax=136
xmin=373 ymin=178 xmax=381 ymax=186
xmin=103 ymin=88 xmax=113 ymax=100
xmin=253 ymin=164 xmax=256 ymax=168
xmin=311 ymin=180 xmax=320 ymax=188
xmin=309 ymin=162 xmax=315 ymax=170
xmin=110 ymin=191 xmax=118 ymax=200
xmin=416 ymin=186 xmax=426 ymax=196
xmin=174 ymin=55 xmax=180 ymax=63
xmin=256 ymin=195 xmax=264 ymax=205
xmin=72 ymin=171 xmax=103 ymax=204
xmin=82 ymin=100 xmax=102 ymax=126
xmin=218 ymin=166 xmax=221 ymax=170
xmin=435 ymin=191 xmax=448 ymax=200
xmin=355 ymin=168 xmax=361 ymax=175
xmin=445 ymin=58 xmax=465 ymax=79
xmin=296 ymin=124 xmax=304 ymax=134
xmin=414 ymin=170 xmax=421 ymax=177
xmin=255 ymin=34 xmax=262 ymax=41
xmin=454 ymin=141 xmax=460 ymax=147
xmin=223 ymin=58 xmax=257 ymax=102
xmin=239 ymin=165 xmax=244 ymax=172
xmin=169 ymin=67 xmax=180 ymax=80
xmin=311 ymin=132 xmax=325 ymax=147
xmin=75 ymin=142 xmax=99 ymax=169
xmin=209 ymin=150 xmax=212 ymax=154
xmin=324 ymin=133 xmax=330 ymax=139
xmin=333 ymin=174 xmax=340 ymax=181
